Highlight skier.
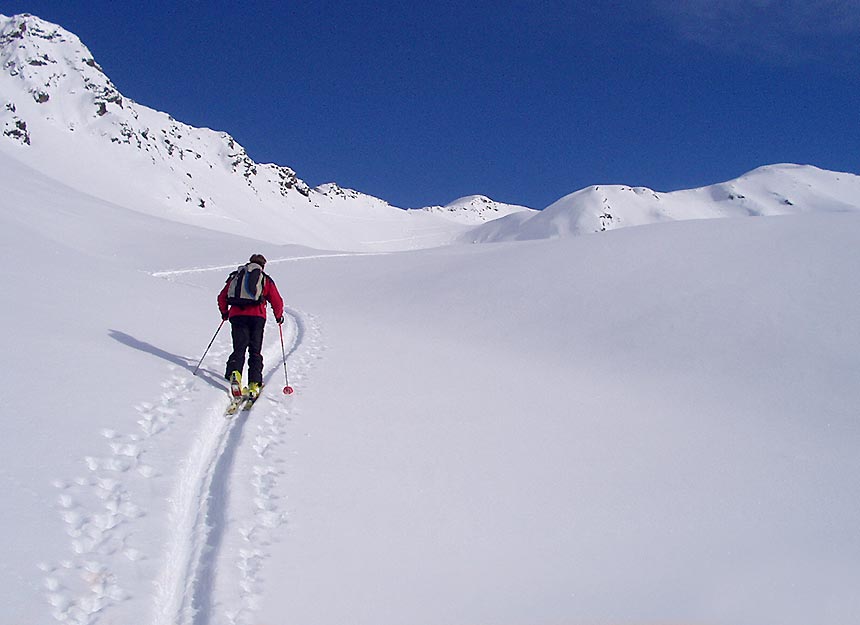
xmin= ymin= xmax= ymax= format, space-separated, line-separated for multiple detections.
xmin=217 ymin=254 xmax=284 ymax=399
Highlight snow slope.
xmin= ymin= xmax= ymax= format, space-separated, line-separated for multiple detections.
xmin=3 ymin=145 xmax=860 ymax=625
xmin=465 ymin=163 xmax=860 ymax=242
xmin=263 ymin=215 xmax=860 ymax=625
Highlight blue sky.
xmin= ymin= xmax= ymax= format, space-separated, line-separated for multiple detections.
xmin=5 ymin=1 xmax=859 ymax=208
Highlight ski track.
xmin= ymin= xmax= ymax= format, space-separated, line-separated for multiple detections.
xmin=150 ymin=251 xmax=390 ymax=278
xmin=43 ymin=307 xmax=323 ymax=625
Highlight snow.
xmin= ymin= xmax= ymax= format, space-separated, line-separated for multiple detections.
xmin=466 ymin=163 xmax=860 ymax=242
xmin=267 ymin=217 xmax=860 ymax=625
xmin=2 ymin=11 xmax=860 ymax=625
xmin=415 ymin=194 xmax=537 ymax=224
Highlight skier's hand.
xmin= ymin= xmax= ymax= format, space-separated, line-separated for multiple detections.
xmin=222 ymin=312 xmax=229 ymax=321
xmin=276 ymin=316 xmax=284 ymax=325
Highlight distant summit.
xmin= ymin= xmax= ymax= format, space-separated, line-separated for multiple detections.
xmin=464 ymin=164 xmax=860 ymax=243
xmin=416 ymin=195 xmax=536 ymax=224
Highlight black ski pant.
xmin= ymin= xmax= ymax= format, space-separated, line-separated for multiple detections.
xmin=225 ymin=315 xmax=266 ymax=384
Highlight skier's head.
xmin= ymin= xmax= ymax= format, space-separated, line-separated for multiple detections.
xmin=249 ymin=253 xmax=267 ymax=268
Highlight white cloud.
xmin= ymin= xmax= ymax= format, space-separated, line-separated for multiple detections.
xmin=653 ymin=0 xmax=860 ymax=63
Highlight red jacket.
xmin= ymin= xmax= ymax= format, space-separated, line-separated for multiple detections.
xmin=218 ymin=271 xmax=285 ymax=320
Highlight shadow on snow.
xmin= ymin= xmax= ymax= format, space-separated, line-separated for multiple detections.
xmin=108 ymin=329 xmax=228 ymax=392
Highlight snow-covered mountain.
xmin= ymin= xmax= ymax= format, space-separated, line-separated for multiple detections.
xmin=4 ymin=12 xmax=860 ymax=254
xmin=465 ymin=163 xmax=860 ymax=242
xmin=416 ymin=194 xmax=536 ymax=224
xmin=0 ymin=13 xmax=482 ymax=251
xmin=0 ymin=14 xmax=304 ymax=197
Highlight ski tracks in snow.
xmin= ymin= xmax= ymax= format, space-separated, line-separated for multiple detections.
xmin=43 ymin=309 xmax=323 ymax=625
xmin=224 ymin=311 xmax=322 ymax=625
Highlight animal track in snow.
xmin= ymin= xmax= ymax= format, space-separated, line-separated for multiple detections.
xmin=44 ymin=367 xmax=198 ymax=625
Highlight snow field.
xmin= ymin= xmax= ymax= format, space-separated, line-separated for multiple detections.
xmin=253 ymin=215 xmax=860 ymax=625
xmin=2 ymin=170 xmax=860 ymax=625
xmin=3 ymin=138 xmax=860 ymax=624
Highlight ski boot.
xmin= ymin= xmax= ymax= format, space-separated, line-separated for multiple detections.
xmin=229 ymin=370 xmax=243 ymax=398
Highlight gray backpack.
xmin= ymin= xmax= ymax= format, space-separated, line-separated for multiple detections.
xmin=226 ymin=262 xmax=265 ymax=307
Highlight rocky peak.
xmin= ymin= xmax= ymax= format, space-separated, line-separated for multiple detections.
xmin=0 ymin=13 xmax=310 ymax=203
xmin=1 ymin=13 xmax=122 ymax=118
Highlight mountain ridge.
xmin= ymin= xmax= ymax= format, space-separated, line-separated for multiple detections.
xmin=2 ymin=12 xmax=859 ymax=251
xmin=0 ymin=13 xmax=521 ymax=250
xmin=464 ymin=163 xmax=860 ymax=243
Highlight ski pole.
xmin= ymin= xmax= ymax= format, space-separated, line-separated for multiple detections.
xmin=193 ymin=319 xmax=225 ymax=376
xmin=279 ymin=322 xmax=294 ymax=395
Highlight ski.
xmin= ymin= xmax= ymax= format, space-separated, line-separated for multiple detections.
xmin=241 ymin=386 xmax=263 ymax=411
xmin=225 ymin=385 xmax=263 ymax=417
xmin=225 ymin=395 xmax=244 ymax=416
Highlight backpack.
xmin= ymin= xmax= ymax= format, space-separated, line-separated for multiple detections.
xmin=226 ymin=262 xmax=266 ymax=307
